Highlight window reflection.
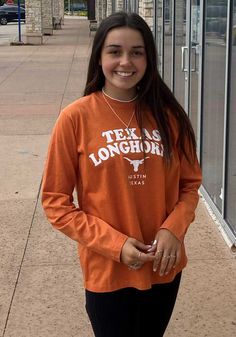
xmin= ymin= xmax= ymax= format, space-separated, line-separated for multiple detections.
xmin=174 ymin=0 xmax=186 ymax=106
xmin=164 ymin=0 xmax=173 ymax=89
xmin=225 ymin=2 xmax=236 ymax=235
xmin=202 ymin=0 xmax=228 ymax=212
xmin=156 ymin=0 xmax=164 ymax=75
xmin=190 ymin=0 xmax=200 ymax=138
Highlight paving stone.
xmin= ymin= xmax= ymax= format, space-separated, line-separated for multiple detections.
xmin=185 ymin=199 xmax=235 ymax=261
xmin=165 ymin=259 xmax=236 ymax=337
xmin=0 ymin=135 xmax=49 ymax=200
xmin=23 ymin=201 xmax=78 ymax=266
xmin=0 ymin=265 xmax=21 ymax=337
xmin=4 ymin=265 xmax=93 ymax=337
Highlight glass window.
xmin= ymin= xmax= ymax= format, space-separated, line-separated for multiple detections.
xmin=189 ymin=0 xmax=200 ymax=137
xmin=201 ymin=0 xmax=228 ymax=212
xmin=164 ymin=0 xmax=173 ymax=89
xmin=174 ymin=0 xmax=186 ymax=107
xmin=156 ymin=0 xmax=164 ymax=75
xmin=225 ymin=2 xmax=236 ymax=236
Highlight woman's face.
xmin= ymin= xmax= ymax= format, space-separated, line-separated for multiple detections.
xmin=100 ymin=27 xmax=147 ymax=101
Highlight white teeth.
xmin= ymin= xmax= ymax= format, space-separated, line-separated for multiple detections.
xmin=116 ymin=71 xmax=133 ymax=77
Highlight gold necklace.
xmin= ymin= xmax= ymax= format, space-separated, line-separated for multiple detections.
xmin=102 ymin=91 xmax=136 ymax=133
xmin=102 ymin=87 xmax=138 ymax=103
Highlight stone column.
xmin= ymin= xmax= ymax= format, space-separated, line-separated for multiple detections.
xmin=42 ymin=0 xmax=53 ymax=35
xmin=139 ymin=0 xmax=153 ymax=31
xmin=102 ymin=0 xmax=107 ymax=19
xmin=107 ymin=0 xmax=112 ymax=16
xmin=96 ymin=0 xmax=103 ymax=24
xmin=25 ymin=0 xmax=43 ymax=45
xmin=52 ymin=0 xmax=60 ymax=18
xmin=59 ymin=0 xmax=64 ymax=24
xmin=116 ymin=0 xmax=124 ymax=11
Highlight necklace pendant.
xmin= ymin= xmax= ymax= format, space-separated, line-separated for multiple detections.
xmin=102 ymin=92 xmax=135 ymax=131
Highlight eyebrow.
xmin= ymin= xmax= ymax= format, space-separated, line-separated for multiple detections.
xmin=105 ymin=44 xmax=145 ymax=49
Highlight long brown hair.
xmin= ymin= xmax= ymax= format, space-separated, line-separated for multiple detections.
xmin=84 ymin=12 xmax=196 ymax=163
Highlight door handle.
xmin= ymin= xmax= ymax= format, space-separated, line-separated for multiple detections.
xmin=191 ymin=46 xmax=197 ymax=72
xmin=181 ymin=46 xmax=188 ymax=72
xmin=182 ymin=46 xmax=198 ymax=72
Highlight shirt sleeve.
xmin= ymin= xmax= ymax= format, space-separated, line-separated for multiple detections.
xmin=41 ymin=109 xmax=128 ymax=262
xmin=160 ymin=114 xmax=202 ymax=242
xmin=161 ymin=152 xmax=202 ymax=242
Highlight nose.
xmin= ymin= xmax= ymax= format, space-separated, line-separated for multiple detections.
xmin=120 ymin=53 xmax=131 ymax=65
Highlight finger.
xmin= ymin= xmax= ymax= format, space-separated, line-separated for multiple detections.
xmin=128 ymin=251 xmax=148 ymax=270
xmin=137 ymin=250 xmax=156 ymax=263
xmin=153 ymin=249 xmax=163 ymax=272
xmin=174 ymin=249 xmax=181 ymax=268
xmin=146 ymin=239 xmax=157 ymax=253
xmin=128 ymin=262 xmax=142 ymax=270
xmin=159 ymin=253 xmax=171 ymax=276
xmin=164 ymin=253 xmax=177 ymax=274
xmin=133 ymin=239 xmax=152 ymax=252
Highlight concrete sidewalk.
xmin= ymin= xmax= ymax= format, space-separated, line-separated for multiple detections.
xmin=0 ymin=17 xmax=235 ymax=337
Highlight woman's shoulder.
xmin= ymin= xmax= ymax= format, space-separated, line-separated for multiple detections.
xmin=61 ymin=92 xmax=101 ymax=119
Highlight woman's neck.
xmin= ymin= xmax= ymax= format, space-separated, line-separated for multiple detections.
xmin=102 ymin=87 xmax=138 ymax=103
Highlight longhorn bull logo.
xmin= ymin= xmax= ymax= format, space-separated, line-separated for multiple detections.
xmin=124 ymin=157 xmax=150 ymax=172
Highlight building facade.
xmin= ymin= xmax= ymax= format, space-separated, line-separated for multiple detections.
xmin=95 ymin=0 xmax=236 ymax=249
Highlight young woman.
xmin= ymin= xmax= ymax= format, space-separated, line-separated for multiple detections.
xmin=42 ymin=12 xmax=202 ymax=337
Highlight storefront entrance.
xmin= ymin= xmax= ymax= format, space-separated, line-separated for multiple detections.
xmin=155 ymin=0 xmax=236 ymax=245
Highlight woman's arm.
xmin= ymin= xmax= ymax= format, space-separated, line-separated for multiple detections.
xmin=42 ymin=109 xmax=128 ymax=262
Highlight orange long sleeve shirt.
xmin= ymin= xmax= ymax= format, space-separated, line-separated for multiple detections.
xmin=42 ymin=91 xmax=202 ymax=292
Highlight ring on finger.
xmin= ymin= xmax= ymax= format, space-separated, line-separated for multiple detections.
xmin=128 ymin=262 xmax=140 ymax=270
xmin=163 ymin=255 xmax=171 ymax=259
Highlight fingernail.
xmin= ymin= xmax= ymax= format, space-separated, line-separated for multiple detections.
xmin=159 ymin=271 xmax=164 ymax=276
xmin=152 ymin=240 xmax=157 ymax=245
xmin=153 ymin=268 xmax=157 ymax=272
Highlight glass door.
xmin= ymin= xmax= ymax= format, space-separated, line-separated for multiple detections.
xmin=174 ymin=0 xmax=187 ymax=108
xmin=174 ymin=0 xmax=201 ymax=138
xmin=189 ymin=0 xmax=201 ymax=137
xmin=201 ymin=0 xmax=228 ymax=213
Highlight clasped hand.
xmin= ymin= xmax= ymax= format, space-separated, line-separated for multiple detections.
xmin=120 ymin=229 xmax=181 ymax=276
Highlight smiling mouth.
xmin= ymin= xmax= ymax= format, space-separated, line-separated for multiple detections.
xmin=115 ymin=71 xmax=135 ymax=77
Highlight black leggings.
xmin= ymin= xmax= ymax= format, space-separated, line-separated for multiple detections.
xmin=85 ymin=272 xmax=181 ymax=337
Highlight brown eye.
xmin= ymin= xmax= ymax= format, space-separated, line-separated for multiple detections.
xmin=107 ymin=48 xmax=121 ymax=56
xmin=133 ymin=51 xmax=143 ymax=56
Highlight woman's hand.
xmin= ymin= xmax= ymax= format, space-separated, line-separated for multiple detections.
xmin=121 ymin=238 xmax=155 ymax=270
xmin=152 ymin=229 xmax=182 ymax=276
